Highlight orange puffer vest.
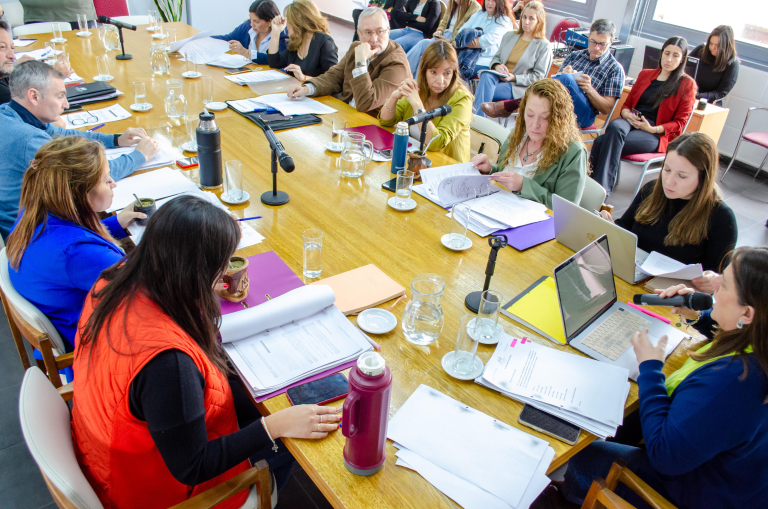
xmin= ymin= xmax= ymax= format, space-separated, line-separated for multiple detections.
xmin=71 ymin=280 xmax=249 ymax=509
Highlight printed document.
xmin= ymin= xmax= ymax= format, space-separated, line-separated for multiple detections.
xmin=168 ymin=30 xmax=213 ymax=53
xmin=637 ymin=251 xmax=704 ymax=280
xmin=180 ymin=37 xmax=231 ymax=64
xmin=63 ymin=104 xmax=131 ymax=128
xmin=227 ymin=97 xmax=269 ymax=113
xmin=106 ymin=146 xmax=174 ymax=171
xmin=417 ymin=163 xmax=482 ymax=206
xmin=256 ymin=93 xmax=338 ymax=115
xmin=224 ymin=70 xmax=290 ymax=85
xmin=107 ymin=167 xmax=199 ymax=212
xmin=465 ymin=189 xmax=549 ymax=228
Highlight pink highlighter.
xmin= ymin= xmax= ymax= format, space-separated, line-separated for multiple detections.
xmin=627 ymin=302 xmax=671 ymax=324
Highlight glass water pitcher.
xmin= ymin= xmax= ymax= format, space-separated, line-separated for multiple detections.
xmin=150 ymin=41 xmax=170 ymax=75
xmin=402 ymin=273 xmax=445 ymax=346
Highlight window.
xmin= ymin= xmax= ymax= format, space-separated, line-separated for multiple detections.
xmin=544 ymin=0 xmax=597 ymax=24
xmin=633 ymin=0 xmax=768 ymax=71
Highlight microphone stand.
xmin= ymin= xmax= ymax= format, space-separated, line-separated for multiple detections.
xmin=465 ymin=235 xmax=508 ymax=313
xmin=261 ymin=147 xmax=290 ymax=206
xmin=115 ymin=26 xmax=132 ymax=60
xmin=416 ymin=119 xmax=433 ymax=168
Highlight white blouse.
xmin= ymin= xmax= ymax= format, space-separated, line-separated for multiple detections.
xmin=502 ymin=135 xmax=542 ymax=178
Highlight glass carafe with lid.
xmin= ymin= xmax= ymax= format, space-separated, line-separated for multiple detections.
xmin=402 ymin=273 xmax=445 ymax=345
xmin=164 ymin=79 xmax=187 ymax=119
xmin=150 ymin=41 xmax=170 ymax=75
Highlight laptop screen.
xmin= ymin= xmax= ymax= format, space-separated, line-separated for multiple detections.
xmin=554 ymin=235 xmax=617 ymax=340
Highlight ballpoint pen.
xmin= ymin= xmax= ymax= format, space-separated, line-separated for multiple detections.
xmin=237 ymin=216 xmax=262 ymax=221
xmin=88 ymin=123 xmax=105 ymax=131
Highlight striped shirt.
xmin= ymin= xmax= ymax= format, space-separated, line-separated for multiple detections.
xmin=561 ymin=48 xmax=625 ymax=114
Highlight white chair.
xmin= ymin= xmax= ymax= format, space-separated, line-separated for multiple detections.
xmin=11 ymin=21 xmax=67 ymax=36
xmin=470 ymin=115 xmax=511 ymax=163
xmin=580 ymin=97 xmax=620 ymax=147
xmin=579 ymin=177 xmax=607 ymax=212
xmin=111 ymin=15 xmax=151 ymax=26
xmin=19 ymin=365 xmax=277 ymax=509
xmin=0 ymin=1 xmax=24 ymax=27
xmin=720 ymin=106 xmax=768 ymax=181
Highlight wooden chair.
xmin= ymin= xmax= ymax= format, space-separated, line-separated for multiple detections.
xmin=19 ymin=367 xmax=276 ymax=509
xmin=581 ymin=459 xmax=677 ymax=509
xmin=0 ymin=248 xmax=73 ymax=398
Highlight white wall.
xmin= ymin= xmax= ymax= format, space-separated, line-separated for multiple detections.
xmin=127 ymin=0 xmax=187 ymax=23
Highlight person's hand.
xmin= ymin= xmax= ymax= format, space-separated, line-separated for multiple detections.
xmin=494 ymin=64 xmax=510 ymax=75
xmin=655 ymin=284 xmax=701 ymax=320
xmin=512 ymin=0 xmax=524 ymax=11
xmin=227 ymin=40 xmax=249 ymax=58
xmin=599 ymin=210 xmax=614 ymax=222
xmin=466 ymin=38 xmax=480 ymax=49
xmin=355 ymin=42 xmax=379 ymax=63
xmin=490 ymin=172 xmax=524 ymax=192
xmin=692 ymin=270 xmax=718 ymax=294
xmin=284 ymin=63 xmax=306 ymax=81
xmin=16 ymin=54 xmax=35 ymax=64
xmin=627 ymin=114 xmax=654 ymax=133
xmin=416 ymin=16 xmax=427 ymax=23
xmin=400 ymin=79 xmax=423 ymax=111
xmin=134 ymin=135 xmax=159 ymax=161
xmin=265 ymin=404 xmax=340 ymax=439
xmin=272 ymin=15 xmax=287 ymax=34
xmin=52 ymin=54 xmax=74 ymax=78
xmin=499 ymin=73 xmax=515 ymax=82
xmin=576 ymin=73 xmax=592 ymax=93
xmin=117 ymin=127 xmax=148 ymax=147
xmin=471 ymin=153 xmax=492 ymax=174
xmin=433 ymin=30 xmax=443 ymax=38
xmin=116 ymin=206 xmax=146 ymax=229
xmin=287 ymin=83 xmax=309 ymax=99
xmin=562 ymin=65 xmax=574 ymax=74
xmin=631 ymin=329 xmax=668 ymax=364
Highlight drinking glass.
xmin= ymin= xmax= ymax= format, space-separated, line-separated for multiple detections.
xmin=448 ymin=203 xmax=471 ymax=249
xmin=147 ymin=10 xmax=159 ymax=31
xmin=471 ymin=290 xmax=503 ymax=342
xmin=394 ymin=170 xmax=414 ymax=208
xmin=453 ymin=314 xmax=481 ymax=376
xmin=183 ymin=114 xmax=198 ymax=151
xmin=132 ymin=81 xmax=152 ymax=111
xmin=103 ymin=24 xmax=120 ymax=50
xmin=95 ymin=55 xmax=113 ymax=81
xmin=201 ymin=76 xmax=213 ymax=106
xmin=76 ymin=14 xmax=91 ymax=36
xmin=151 ymin=22 xmax=166 ymax=39
xmin=98 ymin=24 xmax=106 ymax=43
xmin=331 ymin=118 xmax=346 ymax=144
xmin=50 ymin=22 xmax=66 ymax=43
xmin=225 ymin=161 xmax=243 ymax=202
xmin=184 ymin=58 xmax=201 ymax=78
xmin=165 ymin=28 xmax=176 ymax=51
xmin=44 ymin=42 xmax=57 ymax=64
xmin=303 ymin=229 xmax=323 ymax=279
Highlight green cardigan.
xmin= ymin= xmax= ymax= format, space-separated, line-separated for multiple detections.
xmin=490 ymin=138 xmax=588 ymax=209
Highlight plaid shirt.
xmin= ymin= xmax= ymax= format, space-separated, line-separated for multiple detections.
xmin=561 ymin=48 xmax=625 ymax=114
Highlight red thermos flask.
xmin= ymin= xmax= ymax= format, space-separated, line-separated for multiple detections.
xmin=342 ymin=352 xmax=392 ymax=476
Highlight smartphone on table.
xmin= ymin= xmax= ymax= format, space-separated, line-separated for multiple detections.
xmin=518 ymin=404 xmax=581 ymax=445
xmin=286 ymin=373 xmax=348 ymax=406
xmin=176 ymin=157 xmax=199 ymax=169
xmin=381 ymin=177 xmax=397 ymax=193
xmin=225 ymin=67 xmax=251 ymax=75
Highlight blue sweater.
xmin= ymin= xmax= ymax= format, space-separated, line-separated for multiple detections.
xmin=212 ymin=21 xmax=288 ymax=65
xmin=635 ymin=311 xmax=768 ymax=508
xmin=0 ymin=102 xmax=145 ymax=239
xmin=8 ymin=213 xmax=126 ymax=351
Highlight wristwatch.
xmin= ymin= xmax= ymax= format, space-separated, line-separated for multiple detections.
xmin=355 ymin=60 xmax=366 ymax=68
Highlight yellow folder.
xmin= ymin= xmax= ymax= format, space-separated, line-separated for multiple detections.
xmin=501 ymin=276 xmax=567 ymax=344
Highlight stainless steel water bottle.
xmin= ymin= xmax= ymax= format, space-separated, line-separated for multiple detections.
xmin=390 ymin=121 xmax=409 ymax=175
xmin=197 ymin=109 xmax=222 ymax=189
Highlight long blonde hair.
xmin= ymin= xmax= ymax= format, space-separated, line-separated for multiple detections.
xmin=6 ymin=137 xmax=116 ymax=269
xmin=515 ymin=1 xmax=547 ymax=40
xmin=499 ymin=79 xmax=581 ymax=173
xmin=284 ymin=0 xmax=330 ymax=52
xmin=416 ymin=40 xmax=470 ymax=108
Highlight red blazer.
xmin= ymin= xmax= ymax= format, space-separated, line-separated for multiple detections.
xmin=622 ymin=68 xmax=698 ymax=152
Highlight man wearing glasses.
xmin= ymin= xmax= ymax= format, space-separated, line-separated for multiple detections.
xmin=286 ymin=6 xmax=410 ymax=117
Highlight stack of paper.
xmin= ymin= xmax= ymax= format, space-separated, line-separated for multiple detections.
xmin=476 ymin=337 xmax=630 ymax=438
xmin=388 ymin=385 xmax=554 ymax=509
xmin=636 ymin=251 xmax=704 ymax=280
xmin=168 ymin=30 xmax=212 ymax=53
xmin=106 ymin=167 xmax=199 ymax=212
xmin=106 ymin=146 xmax=174 ymax=171
xmin=180 ymin=36 xmax=251 ymax=68
xmin=221 ymin=286 xmax=373 ymax=398
xmin=255 ymin=93 xmax=338 ymax=115
xmin=224 ymin=70 xmax=290 ymax=86
xmin=63 ymin=104 xmax=131 ymax=128
xmin=227 ymin=97 xmax=270 ymax=113
xmin=414 ymin=163 xmax=486 ymax=207
xmin=63 ymin=73 xmax=85 ymax=85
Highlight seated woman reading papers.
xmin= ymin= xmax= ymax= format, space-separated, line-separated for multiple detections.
xmin=600 ymin=132 xmax=737 ymax=273
xmin=6 ymin=137 xmax=145 ymax=351
xmin=379 ymin=40 xmax=473 ymax=163
xmin=536 ymin=247 xmax=768 ymax=509
xmin=471 ymin=78 xmax=588 ymax=209
xmin=212 ymin=0 xmax=288 ymax=65
xmin=71 ymin=195 xmax=341 ymax=508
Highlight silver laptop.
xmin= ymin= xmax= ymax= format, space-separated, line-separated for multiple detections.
xmin=552 ymin=194 xmax=649 ymax=284
xmin=553 ymin=235 xmax=688 ymax=380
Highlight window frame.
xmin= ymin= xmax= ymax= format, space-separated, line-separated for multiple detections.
xmin=544 ymin=0 xmax=597 ymax=24
xmin=632 ymin=0 xmax=768 ymax=72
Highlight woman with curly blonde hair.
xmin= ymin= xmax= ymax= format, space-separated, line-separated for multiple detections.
xmin=471 ymin=78 xmax=588 ymax=208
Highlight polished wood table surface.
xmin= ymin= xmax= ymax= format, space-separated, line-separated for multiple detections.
xmin=37 ymin=23 xmax=696 ymax=509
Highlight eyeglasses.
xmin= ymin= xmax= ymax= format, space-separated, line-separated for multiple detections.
xmin=70 ymin=112 xmax=99 ymax=126
xmin=589 ymin=39 xmax=610 ymax=49
xmin=361 ymin=28 xmax=389 ymax=39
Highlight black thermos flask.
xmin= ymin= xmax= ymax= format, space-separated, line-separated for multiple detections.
xmin=196 ymin=109 xmax=222 ymax=189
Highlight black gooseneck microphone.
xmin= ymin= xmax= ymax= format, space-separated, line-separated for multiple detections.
xmin=633 ymin=292 xmax=714 ymax=311
xmin=405 ymin=104 xmax=452 ymax=126
xmin=263 ymin=125 xmax=295 ymax=172
xmin=261 ymin=125 xmax=294 ymax=206
xmin=97 ymin=15 xmax=137 ymax=31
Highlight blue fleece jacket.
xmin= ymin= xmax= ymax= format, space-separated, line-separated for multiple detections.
xmin=635 ymin=310 xmax=768 ymax=508
xmin=212 ymin=21 xmax=288 ymax=65
xmin=0 ymin=102 xmax=145 ymax=239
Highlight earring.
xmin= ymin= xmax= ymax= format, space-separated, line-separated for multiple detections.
xmin=736 ymin=318 xmax=744 ymax=329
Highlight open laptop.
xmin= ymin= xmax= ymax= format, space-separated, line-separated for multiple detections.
xmin=552 ymin=194 xmax=649 ymax=285
xmin=553 ymin=235 xmax=688 ymax=380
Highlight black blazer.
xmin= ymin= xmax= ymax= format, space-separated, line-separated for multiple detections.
xmin=391 ymin=0 xmax=442 ymax=38
xmin=267 ymin=33 xmax=339 ymax=80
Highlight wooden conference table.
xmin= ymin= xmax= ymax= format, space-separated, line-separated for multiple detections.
xmin=39 ymin=23 xmax=697 ymax=509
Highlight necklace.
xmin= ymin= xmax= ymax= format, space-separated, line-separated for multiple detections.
xmin=522 ymin=138 xmax=542 ymax=163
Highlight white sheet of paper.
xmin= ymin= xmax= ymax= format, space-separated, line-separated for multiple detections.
xmin=63 ymin=73 xmax=84 ymax=84
xmin=256 ymin=93 xmax=338 ymax=115
xmin=224 ymin=70 xmax=289 ymax=85
xmin=181 ymin=37 xmax=231 ymax=64
xmin=227 ymin=98 xmax=270 ymax=113
xmin=107 ymin=167 xmax=199 ymax=212
xmin=13 ymin=39 xmax=38 ymax=47
xmin=387 ymin=385 xmax=549 ymax=508
xmin=168 ymin=30 xmax=212 ymax=53
xmin=637 ymin=251 xmax=704 ymax=280
xmin=106 ymin=146 xmax=174 ymax=171
xmin=63 ymin=104 xmax=131 ymax=128
xmin=437 ymin=175 xmax=498 ymax=206
xmin=464 ymin=189 xmax=549 ymax=228
xmin=419 ymin=163 xmax=480 ymax=201
xmin=206 ymin=53 xmax=252 ymax=69
xmin=15 ymin=48 xmax=62 ymax=60
xmin=238 ymin=222 xmax=265 ymax=249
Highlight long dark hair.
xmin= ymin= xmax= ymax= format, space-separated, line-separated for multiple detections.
xmin=250 ymin=0 xmax=280 ymax=21
xmin=702 ymin=25 xmax=738 ymax=73
xmin=77 ymin=195 xmax=241 ymax=374
xmin=690 ymin=247 xmax=768 ymax=402
xmin=484 ymin=0 xmax=510 ymax=24
xmin=651 ymin=36 xmax=692 ymax=109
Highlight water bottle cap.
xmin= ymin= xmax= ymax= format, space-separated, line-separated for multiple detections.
xmin=199 ymin=108 xmax=215 ymax=121
xmin=396 ymin=122 xmax=408 ymax=130
xmin=357 ymin=351 xmax=385 ymax=376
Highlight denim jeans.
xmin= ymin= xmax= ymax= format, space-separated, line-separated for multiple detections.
xmin=407 ymin=38 xmax=435 ymax=78
xmin=473 ymin=71 xmax=514 ymax=117
xmin=390 ymin=27 xmax=425 ymax=54
xmin=589 ymin=118 xmax=660 ymax=193
xmin=553 ymin=73 xmax=597 ymax=128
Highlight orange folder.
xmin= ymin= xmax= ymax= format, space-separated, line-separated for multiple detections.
xmin=309 ymin=264 xmax=405 ymax=315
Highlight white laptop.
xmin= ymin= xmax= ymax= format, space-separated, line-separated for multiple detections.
xmin=553 ymin=235 xmax=688 ymax=380
xmin=552 ymin=194 xmax=649 ymax=284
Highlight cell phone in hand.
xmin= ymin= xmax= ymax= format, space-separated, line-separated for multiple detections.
xmin=286 ymin=373 xmax=348 ymax=406
xmin=631 ymin=109 xmax=644 ymax=119
xmin=518 ymin=404 xmax=580 ymax=445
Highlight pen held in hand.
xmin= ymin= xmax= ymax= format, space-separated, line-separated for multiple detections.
xmin=87 ymin=123 xmax=105 ymax=131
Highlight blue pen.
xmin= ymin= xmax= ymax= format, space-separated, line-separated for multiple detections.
xmin=237 ymin=216 xmax=262 ymax=221
xmin=88 ymin=123 xmax=105 ymax=132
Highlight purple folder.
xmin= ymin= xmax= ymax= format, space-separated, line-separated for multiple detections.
xmin=219 ymin=251 xmax=304 ymax=315
xmin=496 ymin=216 xmax=555 ymax=251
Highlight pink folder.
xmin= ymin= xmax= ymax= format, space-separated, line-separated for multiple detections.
xmin=344 ymin=125 xmax=415 ymax=152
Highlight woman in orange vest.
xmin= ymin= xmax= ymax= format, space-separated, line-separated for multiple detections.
xmin=71 ymin=195 xmax=341 ymax=509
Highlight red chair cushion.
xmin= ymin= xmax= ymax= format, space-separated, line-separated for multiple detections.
xmin=744 ymin=132 xmax=768 ymax=149
xmin=580 ymin=124 xmax=598 ymax=131
xmin=621 ymin=153 xmax=666 ymax=163
xmin=93 ymin=0 xmax=129 ymax=17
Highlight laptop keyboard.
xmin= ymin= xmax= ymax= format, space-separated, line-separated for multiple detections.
xmin=581 ymin=309 xmax=651 ymax=361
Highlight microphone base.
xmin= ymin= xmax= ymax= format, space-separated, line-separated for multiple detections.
xmin=261 ymin=190 xmax=289 ymax=206
xmin=116 ymin=54 xmax=132 ymax=60
xmin=464 ymin=291 xmax=482 ymax=314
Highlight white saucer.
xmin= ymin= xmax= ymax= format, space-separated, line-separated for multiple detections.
xmin=220 ymin=190 xmax=250 ymax=204
xmin=468 ymin=319 xmax=505 ymax=345
xmin=441 ymin=351 xmax=484 ymax=380
xmin=50 ymin=37 xmax=66 ymax=43
xmin=181 ymin=141 xmax=198 ymax=152
xmin=325 ymin=141 xmax=343 ymax=152
xmin=151 ymin=33 xmax=167 ymax=40
xmin=441 ymin=234 xmax=472 ymax=251
xmin=130 ymin=103 xmax=153 ymax=112
xmin=147 ymin=26 xmax=158 ymax=32
xmin=182 ymin=71 xmax=201 ymax=79
xmin=205 ymin=102 xmax=227 ymax=111
xmin=388 ymin=197 xmax=416 ymax=211
xmin=76 ymin=31 xmax=91 ymax=37
xmin=357 ymin=309 xmax=397 ymax=334
xmin=93 ymin=75 xmax=113 ymax=82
